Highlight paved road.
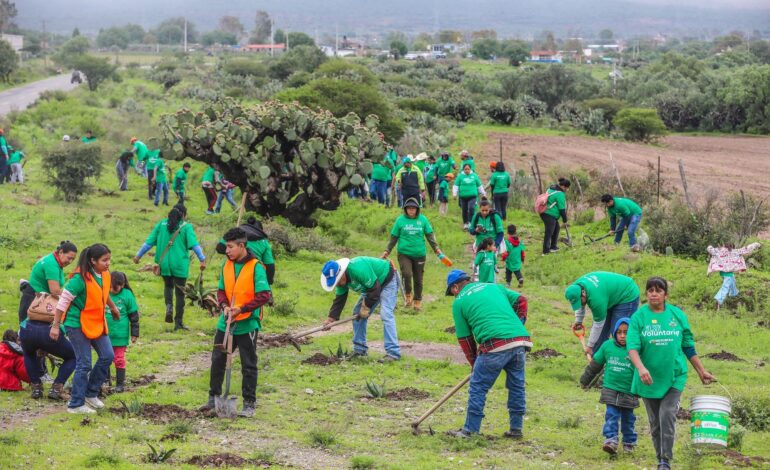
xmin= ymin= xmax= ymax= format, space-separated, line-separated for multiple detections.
xmin=0 ymin=75 xmax=80 ymax=116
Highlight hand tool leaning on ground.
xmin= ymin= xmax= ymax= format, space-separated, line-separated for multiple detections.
xmin=583 ymin=232 xmax=614 ymax=245
xmin=288 ymin=315 xmax=360 ymax=352
xmin=563 ymin=224 xmax=574 ymax=247
xmin=411 ymin=374 xmax=472 ymax=434
xmin=571 ymin=324 xmax=593 ymax=363
xmin=214 ymin=300 xmax=238 ymax=418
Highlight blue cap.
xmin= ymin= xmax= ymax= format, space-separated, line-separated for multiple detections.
xmin=320 ymin=258 xmax=350 ymax=292
xmin=445 ymin=269 xmax=471 ymax=296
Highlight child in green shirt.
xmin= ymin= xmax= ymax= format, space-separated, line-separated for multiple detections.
xmin=502 ymin=224 xmax=525 ymax=288
xmin=474 ymin=238 xmax=497 ymax=283
xmin=438 ymin=174 xmax=453 ymax=216
xmin=107 ymin=272 xmax=140 ymax=393
xmin=580 ymin=318 xmax=639 ymax=455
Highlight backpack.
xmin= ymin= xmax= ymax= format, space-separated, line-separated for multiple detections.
xmin=534 ymin=189 xmax=557 ymax=214
xmin=471 ymin=210 xmax=501 ymax=234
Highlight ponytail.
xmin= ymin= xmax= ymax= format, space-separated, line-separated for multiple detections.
xmin=76 ymin=243 xmax=111 ymax=281
xmin=111 ymin=271 xmax=132 ymax=293
xmin=56 ymin=240 xmax=77 ymax=255
xmin=167 ymin=204 xmax=187 ymax=233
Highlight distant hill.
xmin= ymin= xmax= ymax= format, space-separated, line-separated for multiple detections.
xmin=17 ymin=0 xmax=770 ymax=38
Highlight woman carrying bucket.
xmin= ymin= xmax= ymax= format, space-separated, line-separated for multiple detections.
xmin=626 ymin=277 xmax=716 ymax=470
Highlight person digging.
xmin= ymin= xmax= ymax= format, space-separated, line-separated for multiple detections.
xmin=200 ymin=228 xmax=272 ymax=418
xmin=445 ymin=269 xmax=531 ymax=439
xmin=321 ymin=257 xmax=401 ymax=362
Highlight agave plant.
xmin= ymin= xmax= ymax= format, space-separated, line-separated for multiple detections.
xmin=328 ymin=342 xmax=350 ymax=359
xmin=119 ymin=396 xmax=144 ymax=417
xmin=146 ymin=443 xmax=176 ymax=463
xmin=180 ymin=273 xmax=218 ymax=316
xmin=365 ymin=380 xmax=386 ymax=399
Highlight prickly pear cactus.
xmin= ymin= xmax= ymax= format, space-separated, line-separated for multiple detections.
xmin=159 ymin=99 xmax=385 ymax=226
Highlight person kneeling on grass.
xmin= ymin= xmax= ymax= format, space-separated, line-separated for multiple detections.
xmin=107 ymin=272 xmax=140 ymax=394
xmin=321 ymin=257 xmax=401 ymax=362
xmin=446 ymin=270 xmax=530 ymax=439
xmin=200 ymin=228 xmax=272 ymax=418
xmin=706 ymin=242 xmax=760 ymax=309
xmin=580 ymin=318 xmax=639 ymax=455
xmin=0 ymin=330 xmax=30 ymax=392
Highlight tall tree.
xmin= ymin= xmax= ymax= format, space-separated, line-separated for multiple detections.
xmin=0 ymin=0 xmax=17 ymax=33
xmin=274 ymin=29 xmax=286 ymax=44
xmin=536 ymin=30 xmax=557 ymax=51
xmin=599 ymin=29 xmax=614 ymax=45
xmin=72 ymin=28 xmax=80 ymax=37
xmin=0 ymin=39 xmax=18 ymax=82
xmin=437 ymin=30 xmax=463 ymax=44
xmin=218 ymin=15 xmax=245 ymax=38
xmin=251 ymin=10 xmax=271 ymax=44
xmin=153 ymin=17 xmax=198 ymax=45
xmin=287 ymin=32 xmax=314 ymax=48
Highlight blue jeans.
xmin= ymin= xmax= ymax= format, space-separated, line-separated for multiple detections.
xmin=464 ymin=346 xmax=526 ymax=434
xmin=154 ymin=181 xmax=169 ymax=206
xmin=593 ymin=297 xmax=639 ymax=353
xmin=215 ymin=188 xmax=237 ymax=212
xmin=370 ymin=180 xmax=389 ymax=205
xmin=614 ymin=214 xmax=642 ymax=247
xmin=19 ymin=321 xmax=76 ymax=384
xmin=603 ymin=404 xmax=637 ymax=444
xmin=351 ymin=275 xmax=400 ymax=359
xmin=715 ymin=275 xmax=738 ymax=305
xmin=65 ymin=327 xmax=114 ymax=408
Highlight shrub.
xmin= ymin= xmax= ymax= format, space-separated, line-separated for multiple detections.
xmin=613 ymin=108 xmax=667 ymax=142
xmin=439 ymin=89 xmax=477 ymax=122
xmin=485 ymin=99 xmax=518 ymax=125
xmin=733 ymin=396 xmax=770 ymax=431
xmin=315 ymin=59 xmax=377 ymax=85
xmin=582 ymin=109 xmax=607 ymax=136
xmin=728 ymin=423 xmax=746 ymax=451
xmin=42 ymin=144 xmax=102 ymax=202
xmin=350 ymin=456 xmax=377 ymax=470
xmin=270 ymin=296 xmax=297 ymax=316
xmin=581 ymin=98 xmax=625 ymax=124
xmin=398 ymin=97 xmax=440 ymax=115
xmin=308 ymin=428 xmax=337 ymax=448
xmin=222 ymin=58 xmax=267 ymax=77
xmin=70 ymin=54 xmax=118 ymax=91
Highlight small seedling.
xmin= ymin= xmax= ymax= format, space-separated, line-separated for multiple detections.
xmin=145 ymin=443 xmax=176 ymax=463
xmin=328 ymin=342 xmax=350 ymax=359
xmin=557 ymin=416 xmax=582 ymax=429
xmin=166 ymin=420 xmax=193 ymax=436
xmin=365 ymin=380 xmax=386 ymax=399
xmin=308 ymin=428 xmax=337 ymax=448
xmin=119 ymin=396 xmax=144 ymax=416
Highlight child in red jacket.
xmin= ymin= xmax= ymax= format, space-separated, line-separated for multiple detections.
xmin=0 ymin=330 xmax=30 ymax=391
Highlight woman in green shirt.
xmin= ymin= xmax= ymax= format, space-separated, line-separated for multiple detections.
xmin=381 ymin=198 xmax=444 ymax=311
xmin=488 ymin=162 xmax=512 ymax=220
xmin=453 ymin=164 xmax=487 ymax=229
xmin=627 ymin=277 xmax=715 ymax=470
xmin=18 ymin=241 xmax=79 ymax=323
xmin=133 ymin=204 xmax=207 ymax=330
xmin=540 ymin=178 xmax=570 ymax=255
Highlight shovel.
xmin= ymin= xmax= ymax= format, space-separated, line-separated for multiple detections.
xmin=411 ymin=374 xmax=471 ymax=434
xmin=571 ymin=324 xmax=592 ymax=363
xmin=288 ymin=315 xmax=359 ymax=352
xmin=214 ymin=304 xmax=238 ymax=418
xmin=583 ymin=233 xmax=614 ymax=245
xmin=563 ymin=224 xmax=574 ymax=247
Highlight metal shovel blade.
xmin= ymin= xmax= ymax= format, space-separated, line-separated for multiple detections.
xmin=215 ymin=394 xmax=238 ymax=418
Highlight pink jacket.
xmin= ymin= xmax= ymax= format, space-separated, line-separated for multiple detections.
xmin=706 ymin=243 xmax=760 ymax=275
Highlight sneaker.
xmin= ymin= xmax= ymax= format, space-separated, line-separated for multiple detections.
xmin=198 ymin=395 xmax=215 ymax=412
xmin=85 ymin=396 xmax=105 ymax=409
xmin=446 ymin=429 xmax=471 ymax=438
xmin=631 ymin=244 xmax=641 ymax=252
xmin=463 ymin=223 xmax=469 ymax=230
xmin=657 ymin=460 xmax=671 ymax=470
xmin=68 ymin=405 xmax=96 ymax=414
xmin=549 ymin=248 xmax=560 ymax=253
xmin=174 ymin=323 xmax=189 ymax=331
xmin=622 ymin=443 xmax=636 ymax=452
xmin=350 ymin=350 xmax=368 ymax=359
xmin=503 ymin=429 xmax=523 ymax=440
xmin=602 ymin=439 xmax=618 ymax=455
xmin=205 ymin=210 xmax=215 ymax=215
xmin=378 ymin=355 xmax=399 ymax=363
xmin=31 ymin=382 xmax=44 ymax=399
xmin=48 ymin=382 xmax=69 ymax=401
xmin=518 ymin=280 xmax=524 ymax=288
xmin=238 ymin=401 xmax=256 ymax=418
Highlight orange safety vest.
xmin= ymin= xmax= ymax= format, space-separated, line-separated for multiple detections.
xmin=223 ymin=258 xmax=260 ymax=322
xmin=63 ymin=270 xmax=111 ymax=339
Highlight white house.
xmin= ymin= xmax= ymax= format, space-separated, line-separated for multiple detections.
xmin=0 ymin=34 xmax=23 ymax=53
xmin=529 ymin=50 xmax=562 ymax=63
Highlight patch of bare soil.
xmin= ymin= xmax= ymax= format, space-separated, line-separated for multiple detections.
xmin=154 ymin=351 xmax=210 ymax=384
xmin=130 ymin=374 xmax=156 ymax=386
xmin=301 ymin=353 xmax=341 ymax=366
xmin=530 ymin=348 xmax=564 ymax=359
xmin=109 ymin=403 xmax=204 ymax=424
xmin=704 ymin=350 xmax=744 ymax=362
xmin=444 ymin=326 xmax=456 ymax=334
xmin=481 ymin=133 xmax=770 ymax=202
xmin=368 ymin=341 xmax=466 ymax=365
xmin=160 ymin=432 xmax=186 ymax=442
xmin=384 ymin=387 xmax=431 ymax=401
xmin=186 ymin=453 xmax=273 ymax=468
xmin=722 ymin=449 xmax=770 ymax=467
xmin=676 ymin=408 xmax=691 ymax=421
xmin=258 ymin=333 xmax=310 ymax=349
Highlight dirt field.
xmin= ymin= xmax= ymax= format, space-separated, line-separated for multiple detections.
xmin=481 ymin=133 xmax=770 ymax=201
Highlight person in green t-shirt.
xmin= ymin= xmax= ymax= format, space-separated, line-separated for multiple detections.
xmin=459 ymin=150 xmax=475 ymax=173
xmin=488 ymin=162 xmax=512 ymax=220
xmin=469 ymin=199 xmax=504 ymax=251
xmin=565 ymin=271 xmax=640 ymax=356
xmin=107 ymin=272 xmax=140 ymax=393
xmin=601 ymin=194 xmax=643 ymax=250
xmin=116 ymin=151 xmax=134 ymax=191
xmin=81 ymin=130 xmax=97 ymax=144
xmin=18 ymin=241 xmax=79 ymax=323
xmin=453 ymin=164 xmax=486 ymax=229
xmin=435 ymin=152 xmax=456 ymax=180
xmin=502 ymin=225 xmax=525 ymax=288
xmin=321 ymin=256 xmax=401 ymax=362
xmin=7 ymin=146 xmax=24 ymax=184
xmin=0 ymin=128 xmax=10 ymax=184
xmin=540 ymin=178 xmax=571 ymax=254
xmin=445 ymin=270 xmax=531 ymax=438
xmin=626 ymin=277 xmax=715 ymax=470
xmin=199 ymin=228 xmax=272 ymax=418
xmin=474 ymin=238 xmax=497 ymax=283
xmin=153 ymin=160 xmax=170 ymax=207
xmin=134 ymin=204 xmax=207 ymax=330
xmin=200 ymin=166 xmax=218 ymax=214
xmin=423 ymin=155 xmax=438 ymax=206
xmin=438 ymin=173 xmax=453 ymax=215
xmin=173 ymin=163 xmax=191 ymax=201
xmin=215 ymin=216 xmax=276 ymax=285
xmin=381 ymin=198 xmax=444 ymax=311
xmin=580 ymin=318 xmax=640 ymax=455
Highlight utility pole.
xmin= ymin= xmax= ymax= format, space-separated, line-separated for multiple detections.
xmin=183 ymin=17 xmax=188 ymax=53
xmin=270 ymin=19 xmax=274 ymax=57
xmin=335 ymin=23 xmax=339 ymax=57
xmin=42 ymin=20 xmax=47 ymax=68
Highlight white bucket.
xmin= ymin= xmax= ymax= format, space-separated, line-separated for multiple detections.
xmin=690 ymin=395 xmax=731 ymax=447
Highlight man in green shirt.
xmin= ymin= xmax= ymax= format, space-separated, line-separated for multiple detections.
xmin=488 ymin=162 xmax=512 ymax=219
xmin=153 ymin=160 xmax=169 ymax=206
xmin=370 ymin=156 xmax=392 ymax=206
xmin=394 ymin=157 xmax=426 ymax=206
xmin=321 ymin=256 xmax=401 ymax=362
xmin=469 ymin=199 xmax=504 ymax=250
xmin=201 ymin=166 xmax=218 ymax=214
xmin=0 ymin=128 xmax=10 ymax=184
xmin=446 ymin=270 xmax=530 ymax=439
xmin=81 ymin=130 xmax=97 ymax=144
xmin=423 ymin=155 xmax=438 ymax=206
xmin=601 ymin=194 xmax=643 ymax=250
xmin=200 ymin=228 xmax=272 ymax=418
xmin=174 ymin=163 xmax=191 ymax=201
xmin=564 ymin=271 xmax=640 ymax=356
xmin=7 ymin=146 xmax=24 ymax=184
xmin=540 ymin=178 xmax=570 ymax=254
xmin=435 ymin=152 xmax=456 ymax=180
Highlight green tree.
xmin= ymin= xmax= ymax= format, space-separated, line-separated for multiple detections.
xmin=251 ymin=10 xmax=271 ymax=43
xmin=411 ymin=33 xmax=432 ymax=52
xmin=72 ymin=28 xmax=80 ymax=37
xmin=42 ymin=144 xmax=102 ymax=202
xmin=124 ymin=24 xmax=145 ymax=43
xmin=201 ymin=30 xmax=238 ymax=46
xmin=390 ymin=40 xmax=407 ymax=59
xmin=287 ymin=32 xmax=314 ymax=48
xmin=0 ymin=39 xmax=18 ymax=82
xmin=153 ymin=18 xmax=197 ymax=45
xmin=536 ymin=30 xmax=557 ymax=51
xmin=0 ymin=0 xmax=17 ymax=33
xmin=499 ymin=39 xmax=530 ymax=66
xmin=522 ymin=64 xmax=600 ymax=111
xmin=96 ymin=27 xmax=130 ymax=49
xmin=599 ymin=29 xmax=614 ymax=45
xmin=70 ymin=54 xmax=117 ymax=91
xmin=315 ymin=59 xmax=376 ymax=85
xmin=267 ymin=44 xmax=327 ymax=80
xmin=613 ymin=108 xmax=666 ymax=142
xmin=471 ymin=38 xmax=499 ymax=60
xmin=437 ymin=30 xmax=463 ymax=44
xmin=218 ymin=15 xmax=245 ymax=37
xmin=274 ymin=29 xmax=286 ymax=44
xmin=55 ymin=35 xmax=91 ymax=67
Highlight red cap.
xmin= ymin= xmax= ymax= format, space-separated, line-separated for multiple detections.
xmin=130 ymin=137 xmax=137 ymax=144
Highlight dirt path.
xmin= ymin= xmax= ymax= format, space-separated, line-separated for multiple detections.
xmin=368 ymin=341 xmax=466 ymax=365
xmin=480 ymin=133 xmax=770 ymax=201
xmin=0 ymin=75 xmax=80 ymax=116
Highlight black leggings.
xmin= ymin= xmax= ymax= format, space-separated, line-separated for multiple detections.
xmin=505 ymin=269 xmax=523 ymax=284
xmin=163 ymin=276 xmax=187 ymax=324
xmin=398 ymin=254 xmax=426 ymax=300
xmin=459 ymin=197 xmax=477 ymax=224
xmin=493 ymin=193 xmax=509 ymax=220
xmin=540 ymin=213 xmax=560 ymax=254
xmin=427 ymin=180 xmax=437 ymax=205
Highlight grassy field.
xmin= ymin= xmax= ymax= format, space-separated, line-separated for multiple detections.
xmin=0 ymin=76 xmax=768 ymax=469
xmin=0 ymin=59 xmax=56 ymax=92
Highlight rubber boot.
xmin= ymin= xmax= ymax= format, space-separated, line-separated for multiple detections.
xmin=405 ymin=293 xmax=413 ymax=307
xmin=198 ymin=395 xmax=215 ymax=412
xmin=238 ymin=400 xmax=256 ymax=418
xmin=114 ymin=368 xmax=126 ymax=393
xmin=31 ymin=382 xmax=44 ymax=399
xmin=165 ymin=304 xmax=173 ymax=323
xmin=413 ymin=300 xmax=422 ymax=311
xmin=48 ymin=382 xmax=69 ymax=401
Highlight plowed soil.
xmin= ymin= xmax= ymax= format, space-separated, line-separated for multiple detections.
xmin=258 ymin=333 xmax=310 ymax=349
xmin=186 ymin=453 xmax=273 ymax=468
xmin=530 ymin=348 xmax=564 ymax=359
xmin=301 ymin=353 xmax=341 ymax=366
xmin=704 ymin=350 xmax=744 ymax=362
xmin=109 ymin=403 xmax=203 ymax=424
xmin=384 ymin=387 xmax=431 ymax=401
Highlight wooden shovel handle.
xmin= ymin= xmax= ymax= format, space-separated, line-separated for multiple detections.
xmin=412 ymin=374 xmax=472 ymax=428
xmin=291 ymin=316 xmax=358 ymax=340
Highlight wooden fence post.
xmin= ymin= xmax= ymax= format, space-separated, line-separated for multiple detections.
xmin=657 ymin=155 xmax=661 ymax=205
xmin=573 ymin=174 xmax=584 ymax=201
xmin=678 ymin=159 xmax=694 ymax=212
xmin=533 ymin=155 xmax=543 ymax=194
xmin=609 ymin=152 xmax=626 ymax=197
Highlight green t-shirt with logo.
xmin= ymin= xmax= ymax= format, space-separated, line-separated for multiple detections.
xmin=504 ymin=238 xmax=526 ymax=271
xmin=544 ymin=188 xmax=567 ymax=219
xmin=489 ymin=171 xmax=511 ymax=195
xmin=474 ymin=251 xmax=497 ymax=283
xmin=155 ymin=161 xmax=168 ymax=183
xmin=335 ymin=257 xmax=391 ymax=296
xmin=608 ymin=197 xmax=643 ymax=218
xmin=216 ymin=259 xmax=270 ymax=335
xmin=424 ymin=163 xmax=437 ymax=183
xmin=454 ymin=172 xmax=482 ymax=198
xmin=29 ymin=253 xmax=65 ymax=293
xmin=390 ymin=214 xmax=434 ymax=258
xmin=592 ymin=339 xmax=634 ymax=395
xmin=459 ymin=158 xmax=475 ymax=172
xmin=201 ymin=167 xmax=215 ymax=184
xmin=626 ymin=303 xmax=695 ymax=399
xmin=435 ymin=157 xmax=455 ymax=177
xmin=144 ymin=221 xmax=200 ymax=278
xmin=107 ymin=288 xmax=139 ymax=347
xmin=133 ymin=141 xmax=149 ymax=161
xmin=174 ymin=168 xmax=188 ymax=192
xmin=62 ymin=272 xmax=102 ymax=330
xmin=452 ymin=283 xmax=528 ymax=343
xmin=146 ymin=150 xmax=162 ymax=171
xmin=471 ymin=212 xmax=504 ymax=246
xmin=372 ymin=163 xmax=392 ymax=182
xmin=568 ymin=272 xmax=640 ymax=322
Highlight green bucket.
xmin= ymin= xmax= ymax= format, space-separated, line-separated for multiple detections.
xmin=690 ymin=395 xmax=731 ymax=447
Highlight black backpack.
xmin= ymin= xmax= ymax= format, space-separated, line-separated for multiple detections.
xmin=471 ymin=210 xmax=501 ymax=234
